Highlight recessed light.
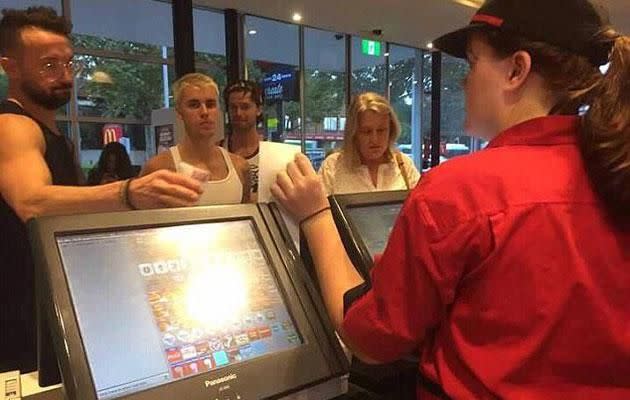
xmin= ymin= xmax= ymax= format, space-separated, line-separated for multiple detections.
xmin=292 ymin=12 xmax=302 ymax=22
xmin=427 ymin=42 xmax=434 ymax=49
xmin=92 ymin=71 xmax=113 ymax=84
xmin=452 ymin=0 xmax=483 ymax=8
xmin=248 ymin=29 xmax=257 ymax=35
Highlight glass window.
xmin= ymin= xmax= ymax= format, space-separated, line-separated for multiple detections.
xmin=193 ymin=7 xmax=227 ymax=93
xmin=351 ymin=37 xmax=386 ymax=96
xmin=389 ymin=44 xmax=426 ymax=170
xmin=70 ymin=0 xmax=173 ymax=169
xmin=0 ymin=0 xmax=61 ymax=12
xmin=79 ymin=122 xmax=148 ymax=173
xmin=75 ymin=55 xmax=166 ymax=120
xmin=71 ymin=0 xmax=173 ymax=57
xmin=245 ymin=16 xmax=299 ymax=144
xmin=440 ymin=54 xmax=486 ymax=163
xmin=303 ymin=27 xmax=346 ymax=171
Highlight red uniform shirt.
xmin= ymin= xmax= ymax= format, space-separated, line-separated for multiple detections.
xmin=343 ymin=116 xmax=630 ymax=399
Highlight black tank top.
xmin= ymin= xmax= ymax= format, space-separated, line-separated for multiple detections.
xmin=0 ymin=99 xmax=79 ymax=373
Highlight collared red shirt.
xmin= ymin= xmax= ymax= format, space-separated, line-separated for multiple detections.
xmin=343 ymin=116 xmax=630 ymax=400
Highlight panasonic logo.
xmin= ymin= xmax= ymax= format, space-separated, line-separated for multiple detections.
xmin=204 ymin=374 xmax=238 ymax=388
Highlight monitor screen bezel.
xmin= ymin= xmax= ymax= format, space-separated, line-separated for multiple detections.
xmin=329 ymin=191 xmax=408 ymax=280
xmin=28 ymin=205 xmax=344 ymax=400
xmin=262 ymin=202 xmax=350 ymax=368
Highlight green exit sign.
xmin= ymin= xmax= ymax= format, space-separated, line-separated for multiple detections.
xmin=361 ymin=39 xmax=381 ymax=56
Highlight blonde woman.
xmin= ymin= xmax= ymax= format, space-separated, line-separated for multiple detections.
xmin=141 ymin=73 xmax=251 ymax=204
xmin=318 ymin=92 xmax=420 ymax=194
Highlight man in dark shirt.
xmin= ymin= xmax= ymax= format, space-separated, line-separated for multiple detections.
xmin=223 ymin=80 xmax=264 ymax=201
xmin=0 ymin=6 xmax=202 ymax=373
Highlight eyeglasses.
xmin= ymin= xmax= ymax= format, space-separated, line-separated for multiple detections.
xmin=39 ymin=59 xmax=83 ymax=79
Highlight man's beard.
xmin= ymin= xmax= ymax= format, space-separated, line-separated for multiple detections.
xmin=21 ymin=80 xmax=72 ymax=110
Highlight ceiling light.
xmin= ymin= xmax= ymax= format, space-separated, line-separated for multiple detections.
xmin=92 ymin=71 xmax=113 ymax=84
xmin=452 ymin=0 xmax=483 ymax=8
xmin=427 ymin=42 xmax=434 ymax=49
xmin=248 ymin=29 xmax=257 ymax=35
xmin=292 ymin=12 xmax=302 ymax=22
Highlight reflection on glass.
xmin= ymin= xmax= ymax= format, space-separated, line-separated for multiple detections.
xmin=71 ymin=0 xmax=173 ymax=57
xmin=78 ymin=122 xmax=147 ymax=172
xmin=186 ymin=260 xmax=249 ymax=331
xmin=245 ymin=16 xmax=300 ymax=144
xmin=193 ymin=8 xmax=227 ymax=93
xmin=351 ymin=37 xmax=386 ymax=96
xmin=389 ymin=45 xmax=426 ymax=170
xmin=347 ymin=203 xmax=403 ymax=257
xmin=0 ymin=0 xmax=61 ymax=12
xmin=439 ymin=55 xmax=487 ymax=163
xmin=304 ymin=27 xmax=347 ymax=171
xmin=74 ymin=55 xmax=165 ymax=120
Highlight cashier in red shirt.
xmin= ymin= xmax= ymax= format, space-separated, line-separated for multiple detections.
xmin=272 ymin=0 xmax=630 ymax=399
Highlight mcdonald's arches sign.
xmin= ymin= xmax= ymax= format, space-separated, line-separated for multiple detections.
xmin=102 ymin=124 xmax=123 ymax=146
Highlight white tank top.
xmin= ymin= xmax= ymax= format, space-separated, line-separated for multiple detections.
xmin=170 ymin=146 xmax=243 ymax=205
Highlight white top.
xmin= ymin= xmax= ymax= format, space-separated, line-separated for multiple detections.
xmin=223 ymin=141 xmax=260 ymax=195
xmin=319 ymin=151 xmax=421 ymax=195
xmin=170 ymin=146 xmax=243 ymax=205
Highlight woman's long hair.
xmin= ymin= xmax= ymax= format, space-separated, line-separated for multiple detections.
xmin=341 ymin=92 xmax=402 ymax=168
xmin=87 ymin=142 xmax=135 ymax=185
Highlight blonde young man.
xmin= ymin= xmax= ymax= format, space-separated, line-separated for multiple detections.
xmin=142 ymin=73 xmax=251 ymax=204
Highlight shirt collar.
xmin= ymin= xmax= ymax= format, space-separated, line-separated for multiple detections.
xmin=487 ymin=115 xmax=580 ymax=149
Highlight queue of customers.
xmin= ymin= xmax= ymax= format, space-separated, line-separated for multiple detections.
xmin=4 ymin=3 xmax=629 ymax=399
xmin=86 ymin=78 xmax=421 ymax=200
xmin=0 ymin=5 xmax=420 ymax=375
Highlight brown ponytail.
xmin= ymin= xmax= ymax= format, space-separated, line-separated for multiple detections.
xmin=482 ymin=29 xmax=630 ymax=229
xmin=580 ymin=35 xmax=630 ymax=229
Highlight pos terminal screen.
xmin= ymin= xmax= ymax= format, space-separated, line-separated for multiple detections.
xmin=56 ymin=220 xmax=303 ymax=399
xmin=346 ymin=203 xmax=403 ymax=256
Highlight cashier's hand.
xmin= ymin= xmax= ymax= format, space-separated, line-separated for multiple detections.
xmin=128 ymin=170 xmax=203 ymax=209
xmin=271 ymin=153 xmax=329 ymax=223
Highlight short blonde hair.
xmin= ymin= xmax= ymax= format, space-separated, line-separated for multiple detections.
xmin=172 ymin=73 xmax=220 ymax=108
xmin=341 ymin=92 xmax=401 ymax=167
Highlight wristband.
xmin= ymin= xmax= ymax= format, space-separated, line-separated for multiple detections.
xmin=122 ymin=178 xmax=137 ymax=210
xmin=299 ymin=206 xmax=331 ymax=230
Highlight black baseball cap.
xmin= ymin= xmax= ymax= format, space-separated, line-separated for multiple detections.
xmin=433 ymin=0 xmax=613 ymax=66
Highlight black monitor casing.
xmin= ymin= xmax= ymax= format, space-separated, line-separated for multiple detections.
xmin=306 ymin=191 xmax=417 ymax=399
xmin=328 ymin=190 xmax=408 ymax=280
xmin=28 ymin=205 xmax=348 ymax=400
